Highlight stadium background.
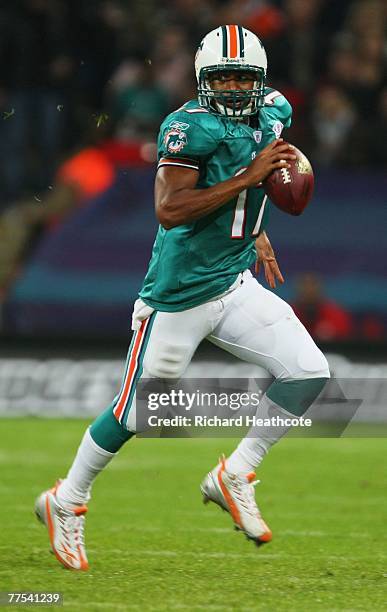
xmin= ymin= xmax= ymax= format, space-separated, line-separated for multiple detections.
xmin=0 ymin=3 xmax=386 ymax=611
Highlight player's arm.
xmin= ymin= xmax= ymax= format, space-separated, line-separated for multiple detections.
xmin=155 ymin=139 xmax=295 ymax=229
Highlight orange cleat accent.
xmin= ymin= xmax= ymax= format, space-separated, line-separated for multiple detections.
xmin=201 ymin=455 xmax=272 ymax=545
xmin=35 ymin=482 xmax=89 ymax=571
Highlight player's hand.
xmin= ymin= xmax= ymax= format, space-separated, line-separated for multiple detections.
xmin=243 ymin=139 xmax=296 ymax=187
xmin=255 ymin=231 xmax=284 ymax=289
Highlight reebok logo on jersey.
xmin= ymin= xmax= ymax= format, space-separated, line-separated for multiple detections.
xmin=169 ymin=120 xmax=190 ymax=131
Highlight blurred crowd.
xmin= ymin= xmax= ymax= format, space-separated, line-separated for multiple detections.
xmin=292 ymin=273 xmax=384 ymax=343
xmin=0 ymin=0 xmax=386 ymax=342
xmin=0 ymin=0 xmax=386 ymax=203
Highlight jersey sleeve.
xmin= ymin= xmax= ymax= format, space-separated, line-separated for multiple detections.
xmin=157 ymin=110 xmax=224 ymax=172
xmin=259 ymin=89 xmax=293 ymax=146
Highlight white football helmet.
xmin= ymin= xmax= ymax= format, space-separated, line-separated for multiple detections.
xmin=195 ymin=25 xmax=267 ymax=118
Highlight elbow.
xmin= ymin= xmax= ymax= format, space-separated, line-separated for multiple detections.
xmin=161 ymin=220 xmax=175 ymax=230
xmin=156 ymin=202 xmax=179 ymax=230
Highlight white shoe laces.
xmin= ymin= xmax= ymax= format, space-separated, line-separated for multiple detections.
xmin=229 ymin=474 xmax=261 ymax=518
xmin=56 ymin=504 xmax=86 ymax=549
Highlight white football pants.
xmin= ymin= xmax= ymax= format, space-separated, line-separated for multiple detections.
xmin=113 ymin=270 xmax=329 ymax=431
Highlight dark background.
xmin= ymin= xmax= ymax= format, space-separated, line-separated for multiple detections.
xmin=0 ymin=0 xmax=386 ymax=356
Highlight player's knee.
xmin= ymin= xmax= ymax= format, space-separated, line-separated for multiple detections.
xmin=271 ymin=309 xmax=330 ymax=380
xmin=296 ymin=345 xmax=330 ymax=380
xmin=268 ymin=333 xmax=330 ymax=414
xmin=144 ymin=342 xmax=191 ymax=379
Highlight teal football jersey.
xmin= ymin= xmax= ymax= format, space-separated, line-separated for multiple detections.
xmin=139 ymin=88 xmax=292 ymax=311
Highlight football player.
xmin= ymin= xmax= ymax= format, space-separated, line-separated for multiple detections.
xmin=35 ymin=25 xmax=329 ymax=570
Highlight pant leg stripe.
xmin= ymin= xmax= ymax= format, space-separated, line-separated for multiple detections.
xmin=113 ymin=318 xmax=151 ymax=422
xmin=120 ymin=312 xmax=156 ymax=427
xmin=114 ymin=332 xmax=136 ymax=404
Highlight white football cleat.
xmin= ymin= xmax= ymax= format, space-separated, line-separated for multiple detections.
xmin=200 ymin=455 xmax=272 ymax=546
xmin=35 ymin=481 xmax=89 ymax=570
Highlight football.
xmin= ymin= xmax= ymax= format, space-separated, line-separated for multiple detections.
xmin=263 ymin=145 xmax=314 ymax=216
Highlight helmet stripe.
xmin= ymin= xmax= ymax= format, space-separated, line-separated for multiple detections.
xmin=228 ymin=24 xmax=238 ymax=58
xmin=238 ymin=26 xmax=245 ymax=58
xmin=221 ymin=25 xmax=228 ymax=57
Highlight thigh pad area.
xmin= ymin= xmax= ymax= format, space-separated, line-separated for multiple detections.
xmin=144 ymin=340 xmax=193 ymax=379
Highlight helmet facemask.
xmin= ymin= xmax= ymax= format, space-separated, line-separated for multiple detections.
xmin=198 ymin=65 xmax=266 ymax=118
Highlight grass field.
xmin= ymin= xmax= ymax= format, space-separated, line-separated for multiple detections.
xmin=0 ymin=419 xmax=386 ymax=611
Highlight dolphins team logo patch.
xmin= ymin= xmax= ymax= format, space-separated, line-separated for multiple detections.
xmin=164 ymin=122 xmax=189 ymax=153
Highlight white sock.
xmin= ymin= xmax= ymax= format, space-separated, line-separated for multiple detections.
xmin=56 ymin=428 xmax=115 ymax=508
xmin=226 ymin=395 xmax=293 ymax=474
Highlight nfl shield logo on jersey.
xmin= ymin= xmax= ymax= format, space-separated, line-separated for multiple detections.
xmin=272 ymin=121 xmax=284 ymax=139
xmin=253 ymin=130 xmax=262 ymax=143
